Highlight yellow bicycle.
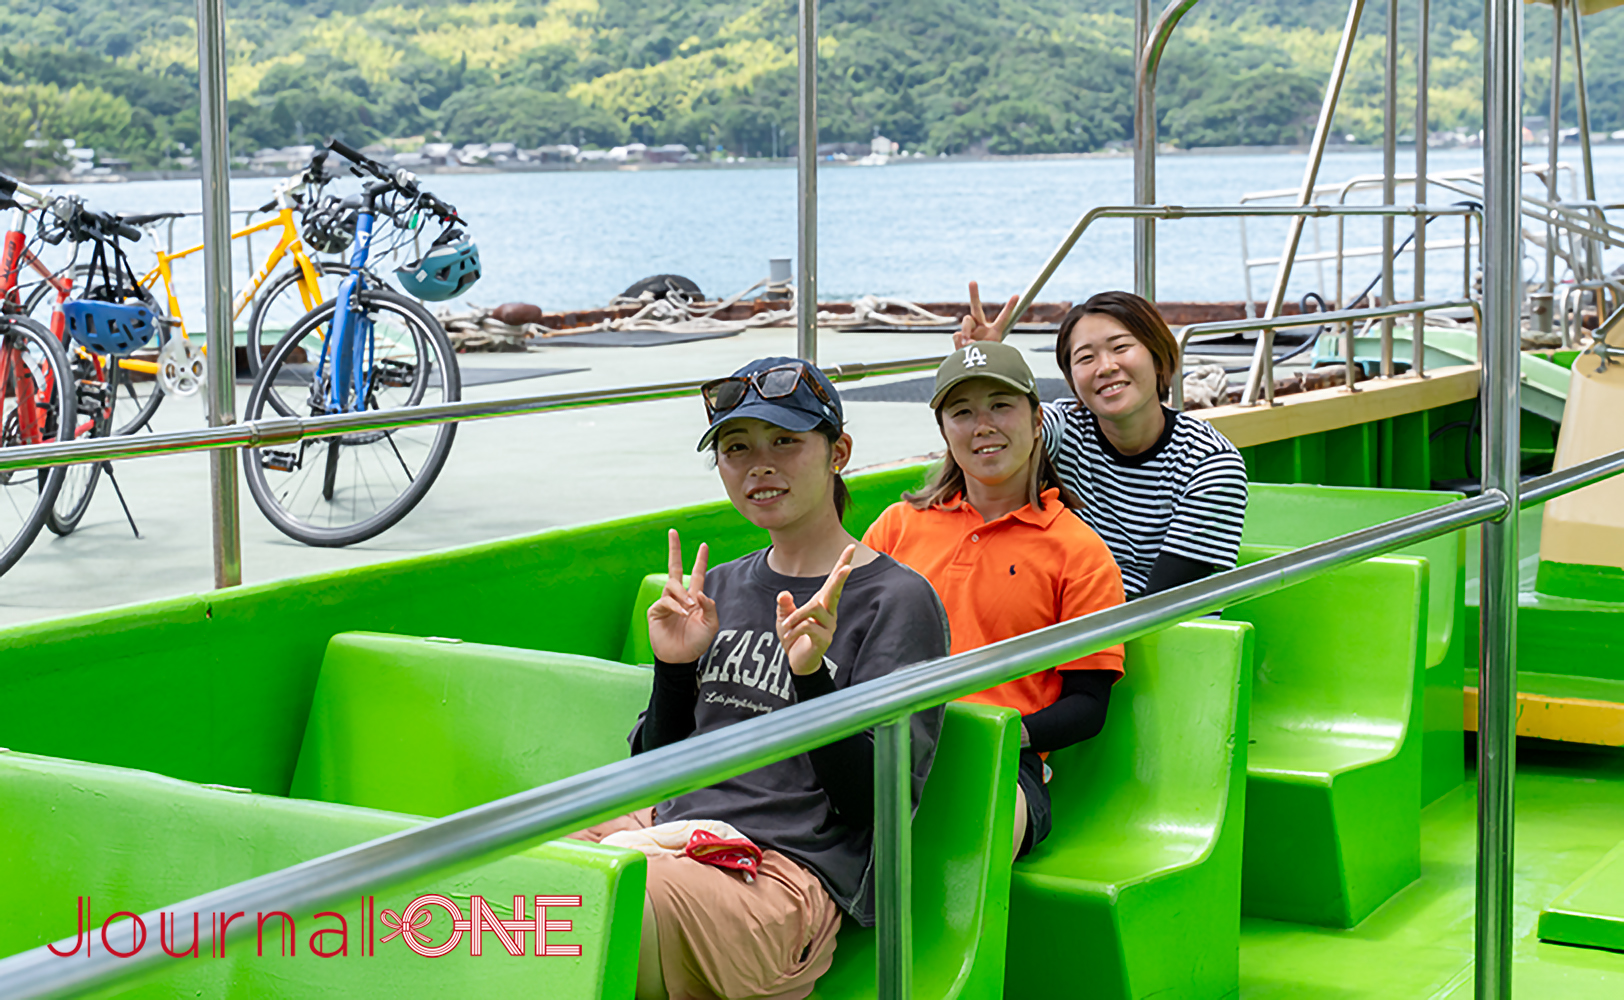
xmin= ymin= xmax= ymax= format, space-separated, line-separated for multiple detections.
xmin=25 ymin=155 xmax=348 ymax=431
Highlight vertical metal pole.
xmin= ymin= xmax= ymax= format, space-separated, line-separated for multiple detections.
xmin=1567 ymin=0 xmax=1601 ymax=295
xmin=795 ymin=0 xmax=818 ymax=364
xmin=1340 ymin=216 xmax=1359 ymax=391
xmin=1566 ymin=0 xmax=1596 ymax=205
xmin=1133 ymin=0 xmax=1155 ymax=301
xmin=1414 ymin=0 xmax=1430 ymax=377
xmin=874 ymin=719 xmax=913 ymax=1000
xmin=196 ymin=0 xmax=241 ymax=589
xmin=1542 ymin=0 xmax=1563 ymax=329
xmin=1381 ymin=0 xmax=1399 ymax=378
xmin=1242 ymin=0 xmax=1367 ymax=404
xmin=1476 ymin=0 xmax=1521 ymax=990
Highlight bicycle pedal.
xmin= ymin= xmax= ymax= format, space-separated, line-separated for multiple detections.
xmin=260 ymin=448 xmax=301 ymax=473
xmin=76 ymin=382 xmax=110 ymax=413
xmin=375 ymin=359 xmax=417 ymax=388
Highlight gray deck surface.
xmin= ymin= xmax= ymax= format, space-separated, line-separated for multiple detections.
xmin=3 ymin=327 xmax=1060 ymax=627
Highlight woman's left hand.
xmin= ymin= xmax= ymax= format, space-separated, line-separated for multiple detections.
xmin=775 ymin=544 xmax=856 ymax=676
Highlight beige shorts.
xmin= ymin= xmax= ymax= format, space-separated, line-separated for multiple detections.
xmin=571 ymin=808 xmax=842 ymax=1000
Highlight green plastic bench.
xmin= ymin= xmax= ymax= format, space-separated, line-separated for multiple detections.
xmin=1004 ymin=621 xmax=1255 ymax=1000
xmin=809 ymin=700 xmax=1020 ymax=1000
xmin=620 ymin=572 xmax=669 ymax=665
xmin=1222 ymin=554 xmax=1429 ymax=928
xmin=1242 ymin=482 xmax=1467 ymax=804
xmin=291 ymin=633 xmax=654 ymax=817
xmin=294 ymin=631 xmax=1021 ymax=1000
xmin=0 ymin=751 xmax=645 ymax=999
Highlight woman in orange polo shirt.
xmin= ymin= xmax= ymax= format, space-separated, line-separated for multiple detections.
xmin=863 ymin=341 xmax=1126 ymax=858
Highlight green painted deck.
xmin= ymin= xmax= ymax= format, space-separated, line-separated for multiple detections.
xmin=1539 ymin=839 xmax=1624 ymax=954
xmin=1239 ymin=741 xmax=1624 ymax=998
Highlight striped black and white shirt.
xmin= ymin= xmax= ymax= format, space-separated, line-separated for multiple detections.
xmin=1042 ymin=401 xmax=1249 ymax=598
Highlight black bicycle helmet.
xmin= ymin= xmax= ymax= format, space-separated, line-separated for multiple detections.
xmin=301 ymin=195 xmax=357 ymax=255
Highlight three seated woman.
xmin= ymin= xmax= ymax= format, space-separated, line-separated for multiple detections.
xmin=580 ymin=290 xmax=1246 ymax=999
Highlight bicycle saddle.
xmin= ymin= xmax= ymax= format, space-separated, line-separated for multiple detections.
xmin=121 ymin=211 xmax=187 ymax=227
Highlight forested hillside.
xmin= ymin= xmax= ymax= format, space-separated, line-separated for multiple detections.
xmin=1 ymin=0 xmax=1620 ymax=171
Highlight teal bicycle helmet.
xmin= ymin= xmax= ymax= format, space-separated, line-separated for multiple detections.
xmin=63 ymin=300 xmax=157 ymax=356
xmin=395 ymin=237 xmax=481 ymax=301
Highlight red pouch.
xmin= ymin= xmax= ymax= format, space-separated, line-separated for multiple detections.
xmin=684 ymin=828 xmax=763 ymax=882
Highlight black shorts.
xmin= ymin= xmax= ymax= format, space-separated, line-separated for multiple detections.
xmin=1016 ymin=749 xmax=1053 ymax=859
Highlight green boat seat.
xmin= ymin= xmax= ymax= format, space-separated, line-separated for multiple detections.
xmin=810 ymin=700 xmax=1020 ymax=1000
xmin=291 ymin=633 xmax=654 ymax=816
xmin=1222 ymin=554 xmax=1429 ymax=928
xmin=1004 ymin=621 xmax=1255 ymax=1000
xmin=0 ymin=751 xmax=645 ymax=998
xmin=1539 ymin=837 xmax=1624 ymax=952
xmin=291 ymin=631 xmax=1020 ymax=1000
xmin=620 ymin=572 xmax=668 ymax=665
xmin=1241 ymin=482 xmax=1467 ymax=804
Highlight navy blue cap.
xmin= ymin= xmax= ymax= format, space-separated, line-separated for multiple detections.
xmin=696 ymin=356 xmax=844 ymax=451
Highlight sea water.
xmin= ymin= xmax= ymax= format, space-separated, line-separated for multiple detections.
xmin=45 ymin=146 xmax=1624 ymax=322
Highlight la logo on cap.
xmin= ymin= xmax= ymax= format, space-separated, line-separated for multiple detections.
xmin=963 ymin=346 xmax=988 ymax=368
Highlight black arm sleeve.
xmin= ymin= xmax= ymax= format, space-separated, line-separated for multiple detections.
xmin=636 ymin=658 xmax=700 ymax=754
xmin=1021 ymin=669 xmax=1114 ymax=754
xmin=1138 ymin=550 xmax=1217 ymax=600
xmin=792 ymin=664 xmax=876 ymax=828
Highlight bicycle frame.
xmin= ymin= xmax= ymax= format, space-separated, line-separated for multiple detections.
xmin=0 ymin=208 xmax=73 ymax=330
xmin=1 ymin=197 xmax=93 ymax=440
xmin=0 ymin=330 xmax=49 ymax=447
xmin=140 ymin=206 xmax=327 ymax=336
xmin=323 ymin=199 xmax=378 ymax=415
xmin=134 ymin=174 xmax=331 ymax=377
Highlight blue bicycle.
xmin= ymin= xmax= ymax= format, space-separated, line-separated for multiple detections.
xmin=244 ymin=140 xmax=478 ymax=547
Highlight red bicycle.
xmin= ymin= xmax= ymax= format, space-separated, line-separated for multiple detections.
xmin=0 ymin=172 xmax=74 ymax=575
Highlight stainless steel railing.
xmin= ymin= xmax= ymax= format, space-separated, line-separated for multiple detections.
xmin=1169 ymin=298 xmax=1478 ymax=409
xmin=998 ymin=203 xmax=1481 ymax=340
xmin=3 ymin=444 xmax=1621 ymax=1000
xmin=0 ymin=357 xmax=946 ymax=473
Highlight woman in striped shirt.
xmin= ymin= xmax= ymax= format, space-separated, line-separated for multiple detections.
xmin=956 ymin=288 xmax=1249 ymax=598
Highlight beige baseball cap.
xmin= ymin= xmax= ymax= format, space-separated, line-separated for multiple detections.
xmin=930 ymin=341 xmax=1039 ymax=408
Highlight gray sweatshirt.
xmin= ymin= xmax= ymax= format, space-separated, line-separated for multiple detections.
xmin=634 ymin=548 xmax=949 ymax=927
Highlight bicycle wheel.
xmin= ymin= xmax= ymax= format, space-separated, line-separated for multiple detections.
xmin=0 ymin=316 xmax=71 ymax=575
xmin=243 ymin=260 xmax=349 ymax=377
xmin=25 ymin=268 xmax=174 ymax=435
xmin=44 ymin=347 xmax=110 ymax=535
xmin=243 ymin=286 xmax=460 ymax=547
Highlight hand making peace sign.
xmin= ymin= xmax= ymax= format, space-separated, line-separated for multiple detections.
xmin=648 ymin=529 xmax=720 ymax=664
xmin=953 ymin=280 xmax=1020 ymax=349
xmin=775 ymin=544 xmax=857 ymax=677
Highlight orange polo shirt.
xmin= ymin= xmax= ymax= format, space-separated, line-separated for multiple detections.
xmin=862 ymin=488 xmax=1125 ymax=717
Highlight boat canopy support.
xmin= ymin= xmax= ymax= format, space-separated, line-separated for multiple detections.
xmin=1478 ymin=0 xmax=1523 ymax=992
xmin=796 ymin=0 xmax=817 ymax=366
xmin=195 ymin=0 xmax=240 ymax=589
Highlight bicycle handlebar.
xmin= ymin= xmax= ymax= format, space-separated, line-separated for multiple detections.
xmin=325 ymin=138 xmax=460 ymax=225
xmin=54 ymin=200 xmax=142 ymax=244
xmin=327 ymin=138 xmax=373 ymax=173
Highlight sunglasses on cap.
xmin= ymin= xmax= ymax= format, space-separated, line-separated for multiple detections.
xmin=699 ymin=362 xmax=837 ymax=420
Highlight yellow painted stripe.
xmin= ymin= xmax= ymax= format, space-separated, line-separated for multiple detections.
xmin=1464 ymin=686 xmax=1624 ymax=746
xmin=1187 ymin=365 xmax=1480 ymax=449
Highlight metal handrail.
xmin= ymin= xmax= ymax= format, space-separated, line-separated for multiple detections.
xmin=997 ymin=203 xmax=1481 ymax=341
xmin=1169 ymin=298 xmax=1478 ymax=408
xmin=5 ymin=444 xmax=1622 ymax=1000
xmin=1233 ymin=163 xmax=1605 ymax=316
xmin=0 ymin=357 xmax=946 ymax=473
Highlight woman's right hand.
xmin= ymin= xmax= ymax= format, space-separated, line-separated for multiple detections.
xmin=954 ymin=280 xmax=1020 ymax=349
xmin=648 ymin=529 xmax=719 ymax=664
